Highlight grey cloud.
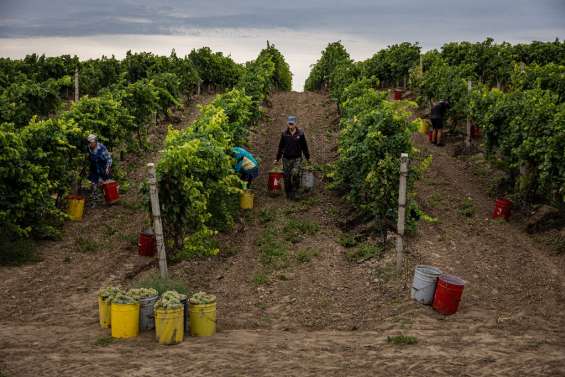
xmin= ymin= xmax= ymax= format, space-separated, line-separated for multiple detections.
xmin=0 ymin=0 xmax=563 ymax=45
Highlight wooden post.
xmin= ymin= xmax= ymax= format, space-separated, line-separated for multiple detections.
xmin=465 ymin=80 xmax=472 ymax=150
xmin=419 ymin=54 xmax=423 ymax=75
xmin=396 ymin=153 xmax=409 ymax=272
xmin=74 ymin=68 xmax=79 ymax=102
xmin=147 ymin=163 xmax=168 ymax=279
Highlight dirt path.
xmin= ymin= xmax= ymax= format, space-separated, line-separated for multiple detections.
xmin=1 ymin=93 xmax=565 ymax=377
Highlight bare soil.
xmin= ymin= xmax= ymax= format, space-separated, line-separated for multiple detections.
xmin=1 ymin=92 xmax=564 ymax=377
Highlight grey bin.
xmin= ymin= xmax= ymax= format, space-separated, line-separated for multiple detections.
xmin=139 ymin=295 xmax=159 ymax=331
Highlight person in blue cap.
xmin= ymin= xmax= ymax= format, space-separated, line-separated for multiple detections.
xmin=274 ymin=115 xmax=310 ymax=200
xmin=232 ymin=146 xmax=259 ymax=188
xmin=86 ymin=134 xmax=112 ymax=205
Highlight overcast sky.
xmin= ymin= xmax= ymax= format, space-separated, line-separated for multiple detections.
xmin=1 ymin=0 xmax=564 ymax=89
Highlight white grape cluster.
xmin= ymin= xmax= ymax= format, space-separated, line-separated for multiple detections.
xmin=127 ymin=288 xmax=158 ymax=300
xmin=189 ymin=291 xmax=216 ymax=305
xmin=111 ymin=291 xmax=138 ymax=305
xmin=98 ymin=286 xmax=123 ymax=301
xmin=154 ymin=290 xmax=187 ymax=310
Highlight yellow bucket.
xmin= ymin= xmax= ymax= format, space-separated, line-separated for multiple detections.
xmin=240 ymin=190 xmax=254 ymax=210
xmin=111 ymin=303 xmax=139 ymax=339
xmin=189 ymin=302 xmax=216 ymax=337
xmin=155 ymin=307 xmax=184 ymax=345
xmin=418 ymin=119 xmax=430 ymax=135
xmin=98 ymin=296 xmax=111 ymax=329
xmin=67 ymin=195 xmax=85 ymax=221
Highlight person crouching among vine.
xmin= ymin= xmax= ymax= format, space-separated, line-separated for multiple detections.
xmin=87 ymin=134 xmax=112 ymax=205
xmin=232 ymin=146 xmax=259 ymax=189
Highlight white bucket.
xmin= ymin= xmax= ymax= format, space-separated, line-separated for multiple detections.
xmin=301 ymin=171 xmax=315 ymax=192
xmin=411 ymin=265 xmax=442 ymax=305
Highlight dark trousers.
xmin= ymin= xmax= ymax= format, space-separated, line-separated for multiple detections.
xmin=431 ymin=118 xmax=443 ymax=130
xmin=240 ymin=166 xmax=259 ymax=188
xmin=283 ymin=157 xmax=302 ymax=197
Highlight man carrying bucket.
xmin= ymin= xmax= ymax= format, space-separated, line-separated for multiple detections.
xmin=231 ymin=146 xmax=259 ymax=188
xmin=87 ymin=134 xmax=112 ymax=205
xmin=274 ymin=115 xmax=310 ymax=200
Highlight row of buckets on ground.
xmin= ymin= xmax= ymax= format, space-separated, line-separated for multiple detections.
xmin=65 ymin=168 xmax=313 ymax=220
xmin=411 ymin=265 xmax=465 ymax=315
xmin=98 ymin=288 xmax=216 ymax=345
xmin=240 ymin=168 xmax=315 ymax=210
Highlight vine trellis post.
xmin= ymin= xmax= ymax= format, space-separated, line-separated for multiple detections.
xmin=396 ymin=153 xmax=409 ymax=272
xmin=74 ymin=68 xmax=79 ymax=102
xmin=465 ymin=80 xmax=472 ymax=151
xmin=147 ymin=163 xmax=168 ymax=279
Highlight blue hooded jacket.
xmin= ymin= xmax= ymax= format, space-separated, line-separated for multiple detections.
xmin=232 ymin=147 xmax=258 ymax=173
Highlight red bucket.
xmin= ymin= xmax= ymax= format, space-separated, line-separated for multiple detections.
xmin=492 ymin=198 xmax=512 ymax=220
xmin=471 ymin=124 xmax=481 ymax=139
xmin=138 ymin=230 xmax=156 ymax=257
xmin=268 ymin=171 xmax=284 ymax=192
xmin=393 ymin=89 xmax=402 ymax=100
xmin=432 ymin=274 xmax=465 ymax=315
xmin=102 ymin=180 xmax=120 ymax=204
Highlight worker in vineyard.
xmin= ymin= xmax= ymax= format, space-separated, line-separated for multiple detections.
xmin=87 ymin=134 xmax=112 ymax=203
xmin=430 ymin=99 xmax=449 ymax=146
xmin=274 ymin=115 xmax=310 ymax=200
xmin=232 ymin=146 xmax=259 ymax=188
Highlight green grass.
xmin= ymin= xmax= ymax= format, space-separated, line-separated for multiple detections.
xmin=373 ymin=261 xmax=398 ymax=283
xmin=346 ymin=242 xmax=384 ymax=263
xmin=296 ymin=247 xmax=319 ymax=263
xmin=102 ymin=224 xmax=118 ymax=237
xmin=258 ymin=208 xmax=276 ymax=224
xmin=256 ymin=228 xmax=289 ymax=269
xmin=326 ymin=207 xmax=339 ymax=218
xmin=94 ymin=335 xmax=114 ymax=347
xmin=282 ymin=205 xmax=302 ymax=216
xmin=121 ymin=199 xmax=145 ymax=211
xmin=221 ymin=247 xmax=239 ymax=257
xmin=242 ymin=209 xmax=255 ymax=224
xmin=119 ymin=233 xmax=138 ymax=246
xmin=74 ymin=236 xmax=97 ymax=253
xmin=428 ymin=192 xmax=443 ymax=208
xmin=338 ymin=233 xmax=361 ymax=248
xmin=386 ymin=335 xmax=417 ymax=345
xmin=537 ymin=232 xmax=565 ymax=255
xmin=458 ymin=196 xmax=476 ymax=218
xmin=300 ymin=196 xmax=321 ymax=207
xmin=134 ymin=274 xmax=189 ymax=295
xmin=283 ymin=219 xmax=320 ymax=244
xmin=253 ymin=273 xmax=268 ymax=285
xmin=119 ymin=180 xmax=130 ymax=194
xmin=0 ymin=237 xmax=40 ymax=266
